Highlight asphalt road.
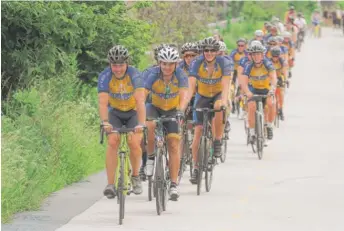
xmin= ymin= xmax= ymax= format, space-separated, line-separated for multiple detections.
xmin=3 ymin=28 xmax=344 ymax=231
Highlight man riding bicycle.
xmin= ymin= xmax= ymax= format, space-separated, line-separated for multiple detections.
xmin=98 ymin=45 xmax=146 ymax=199
xmin=240 ymin=41 xmax=277 ymax=145
xmin=188 ymin=37 xmax=232 ymax=184
xmin=144 ymin=46 xmax=189 ymax=200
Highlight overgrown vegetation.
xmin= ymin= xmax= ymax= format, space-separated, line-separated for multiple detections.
xmin=1 ymin=1 xmax=317 ymax=223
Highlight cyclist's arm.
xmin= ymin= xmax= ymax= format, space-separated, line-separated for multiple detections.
xmin=97 ymin=69 xmax=111 ymax=122
xmin=179 ymin=88 xmax=189 ymax=112
xmin=221 ymin=76 xmax=231 ymax=104
xmin=98 ymin=93 xmax=109 ymax=121
xmin=237 ymin=66 xmax=244 ymax=86
xmin=269 ymin=70 xmax=277 ymax=89
xmin=134 ymin=89 xmax=146 ymax=125
xmin=187 ymin=76 xmax=197 ymax=102
xmin=240 ymin=74 xmax=250 ymax=94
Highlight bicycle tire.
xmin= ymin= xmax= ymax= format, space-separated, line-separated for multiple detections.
xmin=274 ymin=97 xmax=279 ymax=128
xmin=155 ymin=151 xmax=163 ymax=215
xmin=197 ymin=137 xmax=205 ymax=196
xmin=162 ymin=150 xmax=168 ymax=211
xmin=178 ymin=135 xmax=188 ymax=184
xmin=205 ymin=138 xmax=214 ymax=192
xmin=148 ymin=176 xmax=153 ymax=201
xmin=256 ymin=102 xmax=264 ymax=160
xmin=119 ymin=154 xmax=125 ymax=224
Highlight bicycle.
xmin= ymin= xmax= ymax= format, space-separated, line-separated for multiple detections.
xmin=100 ymin=125 xmax=147 ymax=225
xmin=248 ymin=95 xmax=268 ymax=160
xmin=147 ymin=115 xmax=182 ymax=215
xmin=193 ymin=105 xmax=226 ymax=195
xmin=221 ymin=108 xmax=231 ymax=163
xmin=178 ymin=106 xmax=194 ymax=183
xmin=274 ymin=78 xmax=285 ymax=128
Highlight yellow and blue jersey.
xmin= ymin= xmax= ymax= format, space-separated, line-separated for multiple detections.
xmin=229 ymin=49 xmax=248 ymax=71
xmin=144 ymin=66 xmax=188 ymax=111
xmin=243 ymin=58 xmax=275 ymax=90
xmin=189 ymin=55 xmax=233 ymax=98
xmin=98 ymin=66 xmax=144 ymax=111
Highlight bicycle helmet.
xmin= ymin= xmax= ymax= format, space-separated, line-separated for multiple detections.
xmin=268 ymin=36 xmax=278 ymax=44
xmin=276 ymin=36 xmax=284 ymax=43
xmin=158 ymin=46 xmax=179 ymax=62
xmin=271 ymin=46 xmax=281 ymax=57
xmin=255 ymin=30 xmax=264 ymax=37
xmin=282 ymin=31 xmax=292 ymax=38
xmin=181 ymin=42 xmax=199 ymax=54
xmin=201 ymin=37 xmax=220 ymax=50
xmin=236 ymin=38 xmax=247 ymax=44
xmin=154 ymin=44 xmax=170 ymax=61
xmin=108 ymin=45 xmax=129 ymax=64
xmin=249 ymin=41 xmax=266 ymax=53
xmin=219 ymin=41 xmax=227 ymax=52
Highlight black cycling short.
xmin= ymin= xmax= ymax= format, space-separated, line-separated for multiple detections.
xmin=146 ymin=103 xmax=179 ymax=138
xmin=247 ymin=86 xmax=269 ymax=106
xmin=109 ymin=108 xmax=138 ymax=129
xmin=194 ymin=93 xmax=222 ymax=125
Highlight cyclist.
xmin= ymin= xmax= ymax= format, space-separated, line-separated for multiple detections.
xmin=281 ymin=31 xmax=295 ymax=79
xmin=188 ymin=37 xmax=232 ymax=184
xmin=269 ymin=46 xmax=288 ymax=121
xmin=264 ymin=25 xmax=279 ymax=45
xmin=229 ymin=38 xmax=248 ymax=113
xmin=284 ymin=5 xmax=296 ymax=25
xmin=311 ymin=9 xmax=322 ymax=36
xmin=236 ymin=45 xmax=253 ymax=120
xmin=139 ymin=43 xmax=170 ymax=181
xmin=98 ymin=45 xmax=146 ymax=199
xmin=265 ymin=36 xmax=279 ymax=59
xmin=241 ymin=42 xmax=277 ymax=144
xmin=252 ymin=30 xmax=266 ymax=46
xmin=144 ymin=46 xmax=189 ymax=200
xmin=179 ymin=42 xmax=199 ymax=75
xmin=295 ymin=12 xmax=307 ymax=41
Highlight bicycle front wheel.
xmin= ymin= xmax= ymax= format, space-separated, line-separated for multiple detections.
xmin=205 ymin=138 xmax=214 ymax=192
xmin=197 ymin=137 xmax=205 ymax=195
xmin=154 ymin=149 xmax=164 ymax=215
xmin=256 ymin=102 xmax=264 ymax=160
xmin=118 ymin=154 xmax=125 ymax=224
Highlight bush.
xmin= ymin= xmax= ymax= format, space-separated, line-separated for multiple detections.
xmin=1 ymin=68 xmax=105 ymax=223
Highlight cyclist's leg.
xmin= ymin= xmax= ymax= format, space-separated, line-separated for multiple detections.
xmin=145 ymin=103 xmax=158 ymax=176
xmin=247 ymin=86 xmax=258 ymax=139
xmin=213 ymin=93 xmax=225 ymax=157
xmin=104 ymin=108 xmax=122 ymax=198
xmin=265 ymin=94 xmax=275 ymax=140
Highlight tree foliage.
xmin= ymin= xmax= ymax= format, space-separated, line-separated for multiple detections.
xmin=1 ymin=1 xmax=151 ymax=99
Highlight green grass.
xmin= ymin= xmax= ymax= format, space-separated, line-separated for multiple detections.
xmin=1 ymin=71 xmax=105 ymax=223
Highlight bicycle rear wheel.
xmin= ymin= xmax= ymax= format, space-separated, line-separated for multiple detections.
xmin=118 ymin=154 xmax=125 ymax=224
xmin=178 ymin=134 xmax=188 ymax=184
xmin=162 ymin=152 xmax=169 ymax=211
xmin=197 ymin=137 xmax=205 ymax=195
xmin=205 ymin=138 xmax=214 ymax=192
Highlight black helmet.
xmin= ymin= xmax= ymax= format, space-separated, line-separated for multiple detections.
xmin=181 ymin=42 xmax=199 ymax=54
xmin=271 ymin=46 xmax=281 ymax=57
xmin=201 ymin=37 xmax=220 ymax=51
xmin=108 ymin=45 xmax=129 ymax=64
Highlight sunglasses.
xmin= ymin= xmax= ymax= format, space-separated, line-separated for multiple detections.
xmin=237 ymin=44 xmax=245 ymax=47
xmin=184 ymin=54 xmax=197 ymax=58
xmin=204 ymin=49 xmax=216 ymax=53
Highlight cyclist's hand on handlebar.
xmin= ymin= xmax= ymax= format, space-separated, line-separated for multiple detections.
xmin=102 ymin=121 xmax=113 ymax=133
xmin=245 ymin=91 xmax=253 ymax=99
xmin=134 ymin=124 xmax=145 ymax=133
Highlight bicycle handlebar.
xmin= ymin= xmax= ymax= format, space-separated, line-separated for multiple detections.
xmin=191 ymin=106 xmax=226 ymax=125
xmin=100 ymin=125 xmax=147 ymax=145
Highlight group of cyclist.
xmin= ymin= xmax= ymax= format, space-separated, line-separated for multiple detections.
xmin=98 ymin=6 xmax=307 ymax=203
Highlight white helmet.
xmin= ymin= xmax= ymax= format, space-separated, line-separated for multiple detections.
xmin=282 ymin=31 xmax=292 ymax=38
xmin=255 ymin=30 xmax=264 ymax=37
xmin=219 ymin=41 xmax=227 ymax=52
xmin=158 ymin=47 xmax=179 ymax=62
